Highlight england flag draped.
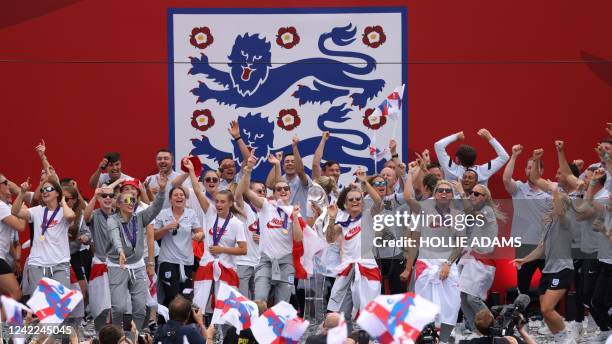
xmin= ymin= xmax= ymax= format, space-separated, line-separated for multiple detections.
xmin=26 ymin=277 xmax=83 ymax=324
xmin=356 ymin=292 xmax=439 ymax=344
xmin=212 ymin=284 xmax=259 ymax=332
xmin=251 ymin=301 xmax=308 ymax=344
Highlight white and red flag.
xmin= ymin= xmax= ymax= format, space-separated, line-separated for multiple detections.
xmin=27 ymin=277 xmax=83 ymax=324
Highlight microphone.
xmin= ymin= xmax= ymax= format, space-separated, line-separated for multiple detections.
xmin=512 ymin=294 xmax=531 ymax=312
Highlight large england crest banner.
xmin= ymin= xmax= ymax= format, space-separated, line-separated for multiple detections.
xmin=169 ymin=8 xmax=407 ymax=186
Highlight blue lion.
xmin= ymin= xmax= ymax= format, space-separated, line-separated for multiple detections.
xmin=190 ymin=104 xmax=388 ymax=182
xmin=387 ymin=294 xmax=416 ymax=337
xmin=189 ymin=24 xmax=385 ymax=109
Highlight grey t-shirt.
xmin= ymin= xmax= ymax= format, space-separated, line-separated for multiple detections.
xmin=467 ymin=205 xmax=499 ymax=255
xmin=542 ymin=216 xmax=574 ymax=273
xmin=87 ymin=209 xmax=119 ymax=261
xmin=597 ymin=212 xmax=612 ymax=263
xmin=285 ymin=173 xmax=311 ymax=218
xmin=510 ymin=181 xmax=551 ymax=245
xmin=155 ymin=208 xmax=201 ymax=265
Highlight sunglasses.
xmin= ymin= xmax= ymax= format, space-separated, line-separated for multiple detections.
xmin=204 ymin=177 xmax=219 ymax=183
xmin=100 ymin=193 xmax=114 ymax=199
xmin=347 ymin=196 xmax=362 ymax=203
xmin=470 ymin=190 xmax=484 ymax=197
xmin=372 ymin=180 xmax=387 ymax=187
xmin=121 ymin=197 xmax=136 ymax=205
xmin=436 ymin=188 xmax=453 ymax=194
xmin=40 ymin=186 xmax=56 ymax=193
xmin=275 ymin=186 xmax=290 ymax=193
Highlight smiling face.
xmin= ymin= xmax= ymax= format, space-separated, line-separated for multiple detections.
xmin=428 ymin=167 xmax=444 ymax=180
xmin=156 ymin=151 xmax=173 ymax=174
xmin=170 ymin=187 xmax=187 ymax=209
xmin=273 ymin=181 xmax=291 ymax=204
xmin=461 ymin=170 xmax=478 ymax=192
xmin=118 ymin=192 xmax=136 ymax=215
xmin=371 ymin=176 xmax=387 ymax=197
xmin=220 ymin=158 xmax=236 ymax=181
xmin=380 ymin=167 xmax=397 ymax=189
xmin=107 ymin=161 xmax=122 ymax=180
xmin=40 ymin=182 xmax=60 ymax=205
xmin=525 ymin=159 xmax=543 ymax=179
xmin=202 ymin=171 xmax=220 ymax=195
xmin=215 ymin=192 xmax=232 ymax=217
xmin=344 ymin=190 xmax=364 ymax=216
xmin=469 ymin=184 xmax=487 ymax=207
xmin=323 ymin=163 xmax=341 ymax=182
xmin=283 ymin=155 xmax=296 ymax=175
xmin=434 ymin=181 xmax=453 ymax=206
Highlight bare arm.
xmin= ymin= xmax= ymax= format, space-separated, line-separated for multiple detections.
xmin=312 ymin=131 xmax=329 ymax=179
xmin=2 ymin=214 xmax=26 ymax=232
xmin=402 ymin=172 xmax=422 ymax=214
xmin=228 ymin=120 xmax=250 ymax=163
xmin=555 ymin=140 xmax=579 ymax=191
xmin=292 ymin=137 xmax=309 ymax=186
xmin=265 ymin=153 xmax=282 ymax=190
xmin=220 ymin=241 xmax=247 ymax=255
xmin=89 ymin=158 xmax=108 ymax=189
xmin=291 ymin=207 xmax=304 ymax=242
xmin=34 ymin=140 xmax=59 ymax=184
xmin=146 ymin=224 xmax=155 ymax=266
xmin=355 ymin=168 xmax=381 ymax=207
xmin=60 ymin=197 xmax=76 ymax=223
xmin=519 ymin=241 xmax=545 ymax=263
xmin=171 ymin=172 xmax=190 ymax=188
xmin=183 ymin=158 xmax=210 ymax=213
xmin=434 ymin=131 xmax=462 ymax=178
xmin=11 ymin=180 xmax=32 ymax=222
xmin=529 ymin=149 xmax=554 ymax=193
xmin=503 ymin=145 xmax=522 ymax=195
xmin=477 ymin=129 xmax=510 ymax=179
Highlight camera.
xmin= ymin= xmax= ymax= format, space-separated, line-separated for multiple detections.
xmin=488 ymin=294 xmax=529 ymax=337
xmin=416 ymin=322 xmax=439 ymax=344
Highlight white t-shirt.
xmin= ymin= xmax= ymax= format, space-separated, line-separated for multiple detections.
xmin=0 ymin=201 xmax=13 ymax=261
xmin=258 ymin=200 xmax=295 ymax=259
xmin=28 ymin=205 xmax=71 ymax=266
xmin=236 ymin=203 xmax=260 ymax=267
xmin=202 ymin=206 xmax=246 ymax=269
xmin=99 ymin=172 xmax=132 ymax=186
xmin=155 ymin=207 xmax=201 ymax=265
xmin=187 ymin=188 xmax=213 ymax=237
xmin=335 ymin=212 xmax=363 ymax=264
xmin=145 ymin=171 xmax=192 ymax=209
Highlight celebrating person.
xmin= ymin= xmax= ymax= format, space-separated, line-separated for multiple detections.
xmin=0 ymin=172 xmax=26 ymax=300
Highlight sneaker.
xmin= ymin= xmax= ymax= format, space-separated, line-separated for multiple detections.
xmin=591 ymin=330 xmax=611 ymax=343
xmin=571 ymin=321 xmax=584 ymax=338
xmin=587 ymin=314 xmax=600 ymax=333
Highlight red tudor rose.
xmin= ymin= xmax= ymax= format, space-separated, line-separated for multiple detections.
xmin=277 ymin=109 xmax=301 ymax=131
xmin=191 ymin=109 xmax=215 ymax=131
xmin=190 ymin=27 xmax=214 ymax=49
xmin=362 ymin=25 xmax=386 ymax=48
xmin=363 ymin=108 xmax=386 ymax=130
xmin=276 ymin=27 xmax=300 ymax=49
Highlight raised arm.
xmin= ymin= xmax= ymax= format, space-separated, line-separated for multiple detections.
xmin=228 ymin=120 xmax=250 ymax=163
xmin=292 ymin=136 xmax=309 ymax=186
xmin=555 ymin=140 xmax=579 ymax=190
xmin=502 ymin=144 xmax=522 ymax=195
xmin=312 ymin=131 xmax=329 ymax=179
xmin=551 ymin=186 xmax=568 ymax=224
xmin=402 ymin=172 xmax=422 ymax=214
xmin=291 ymin=206 xmax=304 ymax=242
xmin=241 ymin=155 xmax=266 ymax=209
xmin=355 ymin=168 xmax=381 ymax=207
xmin=183 ymin=158 xmax=210 ymax=213
xmin=60 ymin=196 xmax=76 ymax=223
xmin=585 ymin=168 xmax=607 ymax=215
xmin=476 ymin=129 xmax=510 ymax=179
xmin=528 ymin=149 xmax=554 ymax=193
xmin=265 ymin=152 xmax=282 ymax=190
xmin=434 ymin=131 xmax=463 ymax=177
xmin=325 ymin=203 xmax=342 ymax=244
xmin=140 ymin=174 xmax=167 ymax=225
xmin=35 ymin=139 xmax=59 ymax=184
xmin=235 ymin=154 xmax=257 ymax=209
xmin=11 ymin=179 xmax=32 ymax=222
xmin=89 ymin=157 xmax=109 ymax=189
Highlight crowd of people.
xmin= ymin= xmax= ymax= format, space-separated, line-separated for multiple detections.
xmin=0 ymin=122 xmax=611 ymax=344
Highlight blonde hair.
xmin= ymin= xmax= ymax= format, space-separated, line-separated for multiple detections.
xmin=473 ymin=184 xmax=507 ymax=222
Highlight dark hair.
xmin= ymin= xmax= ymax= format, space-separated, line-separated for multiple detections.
xmin=42 ymin=180 xmax=63 ymax=206
xmin=169 ymin=295 xmax=192 ymax=323
xmin=99 ymin=324 xmax=123 ymax=344
xmin=423 ymin=173 xmax=439 ymax=193
xmin=157 ymin=148 xmax=172 ymax=156
xmin=337 ymin=186 xmax=361 ymax=211
xmin=569 ymin=163 xmax=580 ymax=178
xmin=599 ymin=138 xmax=612 ymax=145
xmin=104 ymin=152 xmax=121 ymax=164
xmin=455 ymin=144 xmax=477 ymax=167
xmin=59 ymin=178 xmax=74 ymax=186
xmin=220 ymin=156 xmax=234 ymax=165
xmin=199 ymin=169 xmax=220 ymax=182
xmin=426 ymin=162 xmax=441 ymax=170
xmin=283 ymin=152 xmax=294 ymax=159
xmin=587 ymin=166 xmax=607 ymax=185
xmin=322 ymin=160 xmax=340 ymax=171
xmin=464 ymin=168 xmax=479 ymax=182
xmin=169 ymin=186 xmax=188 ymax=201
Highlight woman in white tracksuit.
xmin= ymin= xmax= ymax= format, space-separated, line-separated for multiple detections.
xmin=404 ymin=176 xmax=464 ymax=344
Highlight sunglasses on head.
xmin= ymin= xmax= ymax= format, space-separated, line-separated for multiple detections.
xmin=436 ymin=188 xmax=453 ymax=194
xmin=275 ymin=186 xmax=290 ymax=193
xmin=40 ymin=186 xmax=55 ymax=193
xmin=348 ymin=196 xmax=362 ymax=203
xmin=204 ymin=177 xmax=219 ymax=183
xmin=372 ymin=180 xmax=387 ymax=187
xmin=470 ymin=190 xmax=484 ymax=197
xmin=121 ymin=197 xmax=136 ymax=205
xmin=100 ymin=193 xmax=114 ymax=199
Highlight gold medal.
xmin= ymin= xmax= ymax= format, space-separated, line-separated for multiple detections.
xmin=282 ymin=229 xmax=288 ymax=235
xmin=40 ymin=235 xmax=45 ymax=241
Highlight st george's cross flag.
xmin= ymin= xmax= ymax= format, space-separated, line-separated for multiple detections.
xmin=27 ymin=278 xmax=83 ymax=324
xmin=356 ymin=292 xmax=439 ymax=344
xmin=251 ymin=301 xmax=309 ymax=344
xmin=1 ymin=296 xmax=31 ymax=344
xmin=212 ymin=284 xmax=259 ymax=332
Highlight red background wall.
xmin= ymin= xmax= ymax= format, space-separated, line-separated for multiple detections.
xmin=2 ymin=0 xmax=611 ymax=294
